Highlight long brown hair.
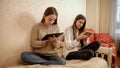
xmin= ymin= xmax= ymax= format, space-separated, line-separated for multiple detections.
xmin=72 ymin=14 xmax=86 ymax=47
xmin=41 ymin=7 xmax=58 ymax=25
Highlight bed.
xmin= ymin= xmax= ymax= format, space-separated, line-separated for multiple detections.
xmin=6 ymin=47 xmax=112 ymax=68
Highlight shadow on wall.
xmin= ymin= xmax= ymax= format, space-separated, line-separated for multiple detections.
xmin=3 ymin=12 xmax=37 ymax=68
xmin=17 ymin=12 xmax=37 ymax=31
xmin=17 ymin=12 xmax=37 ymax=50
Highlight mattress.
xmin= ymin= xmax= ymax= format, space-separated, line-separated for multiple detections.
xmin=6 ymin=57 xmax=108 ymax=68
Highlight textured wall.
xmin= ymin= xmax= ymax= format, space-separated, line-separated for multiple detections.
xmin=0 ymin=0 xmax=86 ymax=67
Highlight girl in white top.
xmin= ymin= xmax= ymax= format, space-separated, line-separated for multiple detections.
xmin=63 ymin=14 xmax=100 ymax=60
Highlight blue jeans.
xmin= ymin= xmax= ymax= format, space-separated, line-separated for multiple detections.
xmin=21 ymin=52 xmax=66 ymax=65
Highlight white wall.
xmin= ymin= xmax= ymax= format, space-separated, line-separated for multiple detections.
xmin=0 ymin=0 xmax=86 ymax=67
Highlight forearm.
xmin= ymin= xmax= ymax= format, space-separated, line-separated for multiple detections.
xmin=31 ymin=40 xmax=48 ymax=48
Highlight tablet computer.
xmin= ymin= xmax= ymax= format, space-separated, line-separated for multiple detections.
xmin=41 ymin=32 xmax=63 ymax=41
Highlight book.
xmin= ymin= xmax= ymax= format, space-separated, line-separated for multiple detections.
xmin=41 ymin=32 xmax=63 ymax=41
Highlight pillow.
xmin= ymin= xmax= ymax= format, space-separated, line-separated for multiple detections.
xmin=95 ymin=33 xmax=112 ymax=43
xmin=84 ymin=28 xmax=95 ymax=43
xmin=88 ymin=33 xmax=95 ymax=43
xmin=101 ymin=43 xmax=109 ymax=47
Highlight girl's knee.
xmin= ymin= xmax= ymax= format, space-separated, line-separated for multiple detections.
xmin=21 ymin=52 xmax=31 ymax=60
xmin=59 ymin=59 xmax=66 ymax=65
xmin=61 ymin=61 xmax=66 ymax=65
xmin=94 ymin=40 xmax=100 ymax=46
xmin=53 ymin=55 xmax=66 ymax=65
